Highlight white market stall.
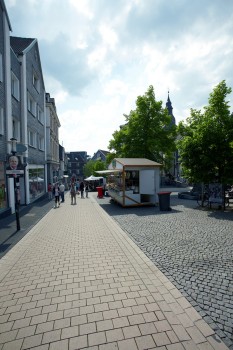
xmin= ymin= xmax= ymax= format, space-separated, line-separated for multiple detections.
xmin=84 ymin=175 xmax=104 ymax=191
xmin=84 ymin=175 xmax=103 ymax=181
xmin=97 ymin=158 xmax=161 ymax=207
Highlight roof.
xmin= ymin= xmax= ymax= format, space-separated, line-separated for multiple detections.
xmin=114 ymin=158 xmax=161 ymax=167
xmin=1 ymin=0 xmax=12 ymax=31
xmin=10 ymin=36 xmax=36 ymax=55
xmin=98 ymin=149 xmax=109 ymax=155
xmin=96 ymin=170 xmax=122 ymax=174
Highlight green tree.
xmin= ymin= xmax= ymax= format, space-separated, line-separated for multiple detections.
xmin=177 ymin=80 xmax=233 ymax=185
xmin=83 ymin=159 xmax=95 ymax=177
xmin=105 ymin=152 xmax=116 ymax=166
xmin=93 ymin=160 xmax=106 ymax=175
xmin=83 ymin=159 xmax=106 ymax=178
xmin=108 ymin=85 xmax=177 ymax=169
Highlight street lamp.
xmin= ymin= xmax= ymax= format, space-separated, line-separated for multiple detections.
xmin=10 ymin=137 xmax=20 ymax=231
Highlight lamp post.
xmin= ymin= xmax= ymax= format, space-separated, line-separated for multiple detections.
xmin=10 ymin=137 xmax=20 ymax=231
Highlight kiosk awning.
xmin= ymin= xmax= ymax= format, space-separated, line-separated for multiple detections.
xmin=96 ymin=170 xmax=123 ymax=174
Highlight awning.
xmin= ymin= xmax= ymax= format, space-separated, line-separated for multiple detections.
xmin=84 ymin=175 xmax=103 ymax=181
xmin=96 ymin=170 xmax=123 ymax=174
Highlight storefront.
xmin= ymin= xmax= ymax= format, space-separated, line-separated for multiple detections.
xmin=28 ymin=166 xmax=45 ymax=202
xmin=0 ymin=161 xmax=8 ymax=217
xmin=97 ymin=158 xmax=161 ymax=207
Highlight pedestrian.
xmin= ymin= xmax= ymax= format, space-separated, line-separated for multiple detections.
xmin=85 ymin=183 xmax=89 ymax=198
xmin=79 ymin=181 xmax=84 ymax=198
xmin=48 ymin=182 xmax=53 ymax=200
xmin=53 ymin=183 xmax=60 ymax=208
xmin=59 ymin=182 xmax=65 ymax=202
xmin=76 ymin=179 xmax=80 ymax=193
xmin=70 ymin=183 xmax=76 ymax=205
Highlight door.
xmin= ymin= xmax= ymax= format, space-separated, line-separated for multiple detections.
xmin=140 ymin=170 xmax=155 ymax=194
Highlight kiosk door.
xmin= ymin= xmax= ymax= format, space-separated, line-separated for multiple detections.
xmin=140 ymin=170 xmax=155 ymax=194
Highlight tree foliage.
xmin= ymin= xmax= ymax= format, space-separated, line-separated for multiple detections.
xmin=83 ymin=159 xmax=106 ymax=177
xmin=177 ymin=80 xmax=233 ymax=185
xmin=108 ymin=85 xmax=177 ymax=169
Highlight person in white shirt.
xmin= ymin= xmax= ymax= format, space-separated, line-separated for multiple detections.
xmin=59 ymin=183 xmax=65 ymax=202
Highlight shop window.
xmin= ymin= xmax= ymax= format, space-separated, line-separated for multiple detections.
xmin=125 ymin=171 xmax=139 ymax=193
xmin=29 ymin=168 xmax=45 ymax=201
xmin=0 ymin=162 xmax=7 ymax=212
xmin=0 ymin=108 xmax=4 ymax=135
xmin=0 ymin=53 xmax=3 ymax=82
xmin=107 ymin=173 xmax=123 ymax=193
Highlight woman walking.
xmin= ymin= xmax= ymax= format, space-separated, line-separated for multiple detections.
xmin=53 ymin=184 xmax=60 ymax=208
xmin=70 ymin=183 xmax=76 ymax=205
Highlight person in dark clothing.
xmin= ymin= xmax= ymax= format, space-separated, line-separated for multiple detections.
xmin=79 ymin=181 xmax=84 ymax=198
xmin=53 ymin=183 xmax=60 ymax=208
xmin=85 ymin=183 xmax=89 ymax=198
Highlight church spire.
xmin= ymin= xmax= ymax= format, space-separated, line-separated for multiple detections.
xmin=166 ymin=91 xmax=176 ymax=126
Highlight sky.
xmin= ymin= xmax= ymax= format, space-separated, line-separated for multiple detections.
xmin=5 ymin=0 xmax=233 ymax=157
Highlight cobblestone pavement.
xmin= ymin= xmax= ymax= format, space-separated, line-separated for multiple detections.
xmin=1 ymin=192 xmax=230 ymax=350
xmin=96 ymin=193 xmax=233 ymax=349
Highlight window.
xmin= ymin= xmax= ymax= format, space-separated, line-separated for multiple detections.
xmin=38 ymin=135 xmax=44 ymax=151
xmin=0 ymin=53 xmax=3 ymax=82
xmin=33 ymin=71 xmax=40 ymax=92
xmin=28 ymin=93 xmax=36 ymax=116
xmin=11 ymin=72 xmax=20 ymax=100
xmin=28 ymin=130 xmax=36 ymax=147
xmin=0 ymin=108 xmax=4 ymax=135
xmin=37 ymin=106 xmax=44 ymax=124
xmin=12 ymin=119 xmax=20 ymax=140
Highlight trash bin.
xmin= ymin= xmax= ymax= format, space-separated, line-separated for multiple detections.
xmin=158 ymin=191 xmax=171 ymax=211
xmin=96 ymin=186 xmax=104 ymax=198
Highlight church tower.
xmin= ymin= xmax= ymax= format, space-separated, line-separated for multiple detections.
xmin=166 ymin=91 xmax=176 ymax=126
xmin=165 ymin=91 xmax=180 ymax=179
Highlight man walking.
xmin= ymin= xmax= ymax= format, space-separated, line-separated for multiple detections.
xmin=79 ymin=181 xmax=84 ymax=198
xmin=59 ymin=182 xmax=65 ymax=202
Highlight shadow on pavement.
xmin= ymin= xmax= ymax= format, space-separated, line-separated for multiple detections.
xmin=0 ymin=195 xmax=54 ymax=259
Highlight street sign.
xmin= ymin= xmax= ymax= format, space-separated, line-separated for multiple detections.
xmin=16 ymin=144 xmax=27 ymax=153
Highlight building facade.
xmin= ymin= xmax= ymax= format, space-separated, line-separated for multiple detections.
xmin=66 ymin=151 xmax=87 ymax=182
xmin=0 ymin=0 xmax=61 ymax=218
xmin=0 ymin=0 xmax=12 ymax=217
xmin=46 ymin=92 xmax=60 ymax=185
xmin=10 ymin=36 xmax=46 ymax=204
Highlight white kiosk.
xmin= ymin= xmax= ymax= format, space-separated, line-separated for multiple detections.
xmin=97 ymin=158 xmax=161 ymax=207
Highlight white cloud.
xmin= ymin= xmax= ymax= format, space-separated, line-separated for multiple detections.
xmin=99 ymin=24 xmax=118 ymax=50
xmin=5 ymin=0 xmax=233 ymax=156
xmin=69 ymin=0 xmax=94 ymax=20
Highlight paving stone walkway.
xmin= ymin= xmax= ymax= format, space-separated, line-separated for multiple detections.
xmin=97 ymin=192 xmax=233 ymax=349
xmin=0 ymin=192 xmax=230 ymax=349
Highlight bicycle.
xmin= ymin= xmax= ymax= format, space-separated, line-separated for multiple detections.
xmin=196 ymin=191 xmax=209 ymax=207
